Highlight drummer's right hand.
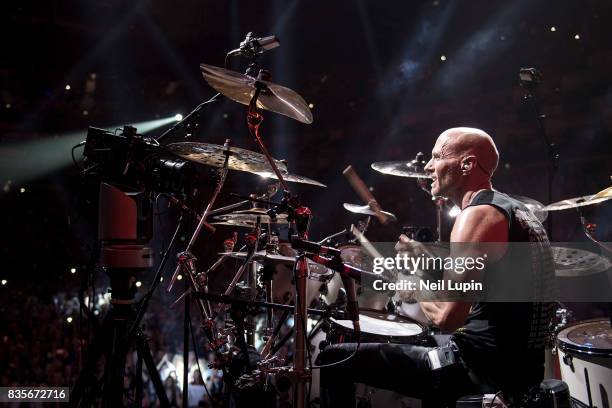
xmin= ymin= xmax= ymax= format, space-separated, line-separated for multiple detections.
xmin=394 ymin=234 xmax=427 ymax=257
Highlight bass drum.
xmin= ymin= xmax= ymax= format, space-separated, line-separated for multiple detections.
xmin=556 ymin=319 xmax=612 ymax=408
xmin=321 ymin=244 xmax=392 ymax=311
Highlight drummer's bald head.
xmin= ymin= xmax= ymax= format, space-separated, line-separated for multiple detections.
xmin=438 ymin=127 xmax=499 ymax=179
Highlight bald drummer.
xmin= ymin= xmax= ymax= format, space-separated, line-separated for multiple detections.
xmin=317 ymin=127 xmax=555 ymax=407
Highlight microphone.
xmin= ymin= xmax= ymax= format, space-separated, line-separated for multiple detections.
xmin=227 ymin=33 xmax=280 ymax=58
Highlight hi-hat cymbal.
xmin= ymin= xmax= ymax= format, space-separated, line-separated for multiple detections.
xmin=220 ymin=250 xmax=329 ymax=275
xmin=255 ymin=171 xmax=326 ymax=187
xmin=200 ymin=64 xmax=313 ymax=124
xmin=211 ymin=220 xmax=257 ymax=228
xmin=371 ymin=161 xmax=432 ymax=179
xmin=508 ymin=194 xmax=548 ymax=222
xmin=343 ymin=203 xmax=398 ymax=222
xmin=553 ymin=246 xmax=612 ymax=277
xmin=543 ymin=194 xmax=612 ymax=211
xmin=166 ymin=142 xmax=288 ymax=174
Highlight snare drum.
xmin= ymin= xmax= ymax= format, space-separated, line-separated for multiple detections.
xmin=556 ymin=319 xmax=612 ymax=408
xmin=327 ymin=309 xmax=426 ymax=344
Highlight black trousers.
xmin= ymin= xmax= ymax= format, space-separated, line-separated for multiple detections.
xmin=316 ymin=335 xmax=495 ymax=408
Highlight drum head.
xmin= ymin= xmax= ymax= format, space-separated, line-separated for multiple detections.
xmin=556 ymin=318 xmax=612 ymax=357
xmin=331 ymin=310 xmax=423 ymax=338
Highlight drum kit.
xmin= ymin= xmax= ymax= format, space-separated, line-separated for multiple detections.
xmin=144 ymin=36 xmax=612 ymax=408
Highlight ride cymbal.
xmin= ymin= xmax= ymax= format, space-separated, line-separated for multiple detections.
xmin=166 ymin=142 xmax=288 ymax=175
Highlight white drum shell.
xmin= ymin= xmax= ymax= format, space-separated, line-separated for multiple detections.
xmin=557 ymin=349 xmax=612 ymax=407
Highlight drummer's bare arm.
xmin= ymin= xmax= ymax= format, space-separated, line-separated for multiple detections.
xmin=419 ymin=205 xmax=508 ymax=331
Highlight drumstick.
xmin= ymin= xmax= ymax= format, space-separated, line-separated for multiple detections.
xmin=350 ymin=224 xmax=383 ymax=259
xmin=342 ymin=165 xmax=390 ymax=224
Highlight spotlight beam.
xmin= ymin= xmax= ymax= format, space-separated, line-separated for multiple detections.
xmin=0 ymin=115 xmax=179 ymax=186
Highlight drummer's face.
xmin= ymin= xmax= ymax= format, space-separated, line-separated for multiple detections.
xmin=425 ymin=134 xmax=462 ymax=197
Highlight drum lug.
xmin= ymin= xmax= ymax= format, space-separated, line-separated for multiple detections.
xmin=562 ymin=353 xmax=574 ymax=372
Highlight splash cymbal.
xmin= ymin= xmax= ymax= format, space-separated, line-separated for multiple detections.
xmin=371 ymin=161 xmax=432 ymax=179
xmin=342 ymin=203 xmax=397 ymax=222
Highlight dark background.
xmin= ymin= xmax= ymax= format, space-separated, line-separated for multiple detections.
xmin=1 ymin=0 xmax=611 ymax=391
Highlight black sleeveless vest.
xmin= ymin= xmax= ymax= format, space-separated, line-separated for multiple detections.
xmin=451 ymin=190 xmax=555 ymax=392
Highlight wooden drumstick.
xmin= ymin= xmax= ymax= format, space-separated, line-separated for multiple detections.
xmin=342 ymin=165 xmax=390 ymax=224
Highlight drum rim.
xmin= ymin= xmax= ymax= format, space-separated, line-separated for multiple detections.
xmin=556 ymin=318 xmax=612 ymax=357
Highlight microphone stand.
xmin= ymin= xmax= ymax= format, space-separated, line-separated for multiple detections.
xmin=156 ymin=96 xmax=219 ymax=143
xmin=520 ymin=68 xmax=559 ymax=238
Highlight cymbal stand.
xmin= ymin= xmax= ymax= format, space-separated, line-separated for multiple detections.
xmin=166 ymin=139 xmax=232 ymax=297
xmin=216 ymin=219 xmax=262 ymax=316
xmin=245 ymin=74 xmax=312 ymax=408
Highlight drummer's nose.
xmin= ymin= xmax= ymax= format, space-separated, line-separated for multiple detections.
xmin=424 ymin=158 xmax=434 ymax=173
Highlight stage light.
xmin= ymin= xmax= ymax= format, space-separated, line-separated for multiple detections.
xmin=94 ymin=310 xmax=99 ymax=316
xmin=82 ymin=110 xmax=89 ymax=116
xmin=174 ymin=114 xmax=183 ymax=121
xmin=574 ymin=34 xmax=580 ymax=40
xmin=448 ymin=205 xmax=461 ymax=218
xmin=66 ymin=316 xmax=73 ymax=323
xmin=1 ymin=279 xmax=6 ymax=286
xmin=440 ymin=55 xmax=447 ymax=61
xmin=135 ymin=281 xmax=142 ymax=288
xmin=177 ymin=274 xmax=183 ymax=281
xmin=19 ymin=187 xmax=26 ymax=193
xmin=5 ymin=103 xmax=11 ymax=109
xmin=308 ymin=103 xmax=314 ymax=109
xmin=70 ymin=267 xmax=77 ymax=274
xmin=160 ymin=277 xmax=164 ymax=282
xmin=65 ymin=84 xmax=71 ymax=91
xmin=550 ymin=26 xmax=556 ymax=32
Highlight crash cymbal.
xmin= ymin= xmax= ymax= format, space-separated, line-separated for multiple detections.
xmin=213 ymin=210 xmax=290 ymax=225
xmin=552 ymin=246 xmax=612 ymax=277
xmin=166 ymin=142 xmax=288 ymax=175
xmin=343 ymin=203 xmax=398 ymax=222
xmin=371 ymin=161 xmax=432 ymax=179
xmin=543 ymin=194 xmax=612 ymax=211
xmin=508 ymin=194 xmax=548 ymax=222
xmin=200 ymin=64 xmax=313 ymax=124
xmin=255 ymin=171 xmax=326 ymax=187
xmin=593 ymin=186 xmax=612 ymax=199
